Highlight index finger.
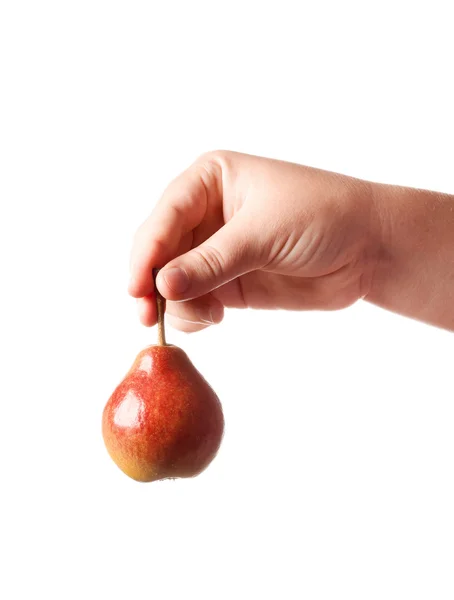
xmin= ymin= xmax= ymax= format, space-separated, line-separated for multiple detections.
xmin=128 ymin=160 xmax=220 ymax=298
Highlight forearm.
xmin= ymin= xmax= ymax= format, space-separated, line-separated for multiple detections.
xmin=366 ymin=183 xmax=454 ymax=331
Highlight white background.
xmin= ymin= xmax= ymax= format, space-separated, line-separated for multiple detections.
xmin=1 ymin=2 xmax=453 ymax=599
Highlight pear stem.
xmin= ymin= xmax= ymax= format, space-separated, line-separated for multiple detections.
xmin=153 ymin=269 xmax=167 ymax=346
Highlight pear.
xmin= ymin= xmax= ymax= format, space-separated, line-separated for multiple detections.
xmin=102 ymin=278 xmax=224 ymax=483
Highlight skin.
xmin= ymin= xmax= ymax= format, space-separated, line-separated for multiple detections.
xmin=129 ymin=151 xmax=454 ymax=332
xmin=103 ymin=345 xmax=224 ymax=482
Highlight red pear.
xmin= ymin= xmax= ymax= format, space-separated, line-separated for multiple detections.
xmin=102 ymin=280 xmax=224 ymax=483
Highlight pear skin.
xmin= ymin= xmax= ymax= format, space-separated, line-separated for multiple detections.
xmin=102 ymin=345 xmax=224 ymax=482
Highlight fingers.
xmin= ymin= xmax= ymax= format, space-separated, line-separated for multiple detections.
xmin=156 ymin=213 xmax=264 ymax=301
xmin=166 ymin=315 xmax=210 ymax=334
xmin=136 ymin=296 xmax=157 ymax=327
xmin=128 ymin=160 xmax=221 ymax=298
xmin=137 ymin=294 xmax=224 ymax=332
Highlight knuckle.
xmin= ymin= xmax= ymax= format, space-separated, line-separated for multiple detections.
xmin=132 ymin=230 xmax=168 ymax=267
xmin=191 ymin=150 xmax=236 ymax=208
xmin=194 ymin=150 xmax=232 ymax=189
xmin=148 ymin=237 xmax=168 ymax=260
xmin=196 ymin=149 xmax=230 ymax=166
xmin=194 ymin=244 xmax=226 ymax=279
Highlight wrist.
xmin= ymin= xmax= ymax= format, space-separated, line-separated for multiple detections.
xmin=366 ymin=182 xmax=454 ymax=329
xmin=365 ymin=182 xmax=403 ymax=305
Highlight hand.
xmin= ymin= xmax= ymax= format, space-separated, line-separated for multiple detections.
xmin=129 ymin=151 xmax=381 ymax=332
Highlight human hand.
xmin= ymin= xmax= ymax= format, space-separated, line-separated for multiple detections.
xmin=129 ymin=151 xmax=381 ymax=332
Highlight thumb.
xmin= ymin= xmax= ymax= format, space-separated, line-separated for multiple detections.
xmin=156 ymin=215 xmax=262 ymax=301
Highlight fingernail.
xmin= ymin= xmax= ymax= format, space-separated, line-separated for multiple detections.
xmin=197 ymin=305 xmax=222 ymax=325
xmin=162 ymin=267 xmax=190 ymax=294
xmin=198 ymin=308 xmax=215 ymax=325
